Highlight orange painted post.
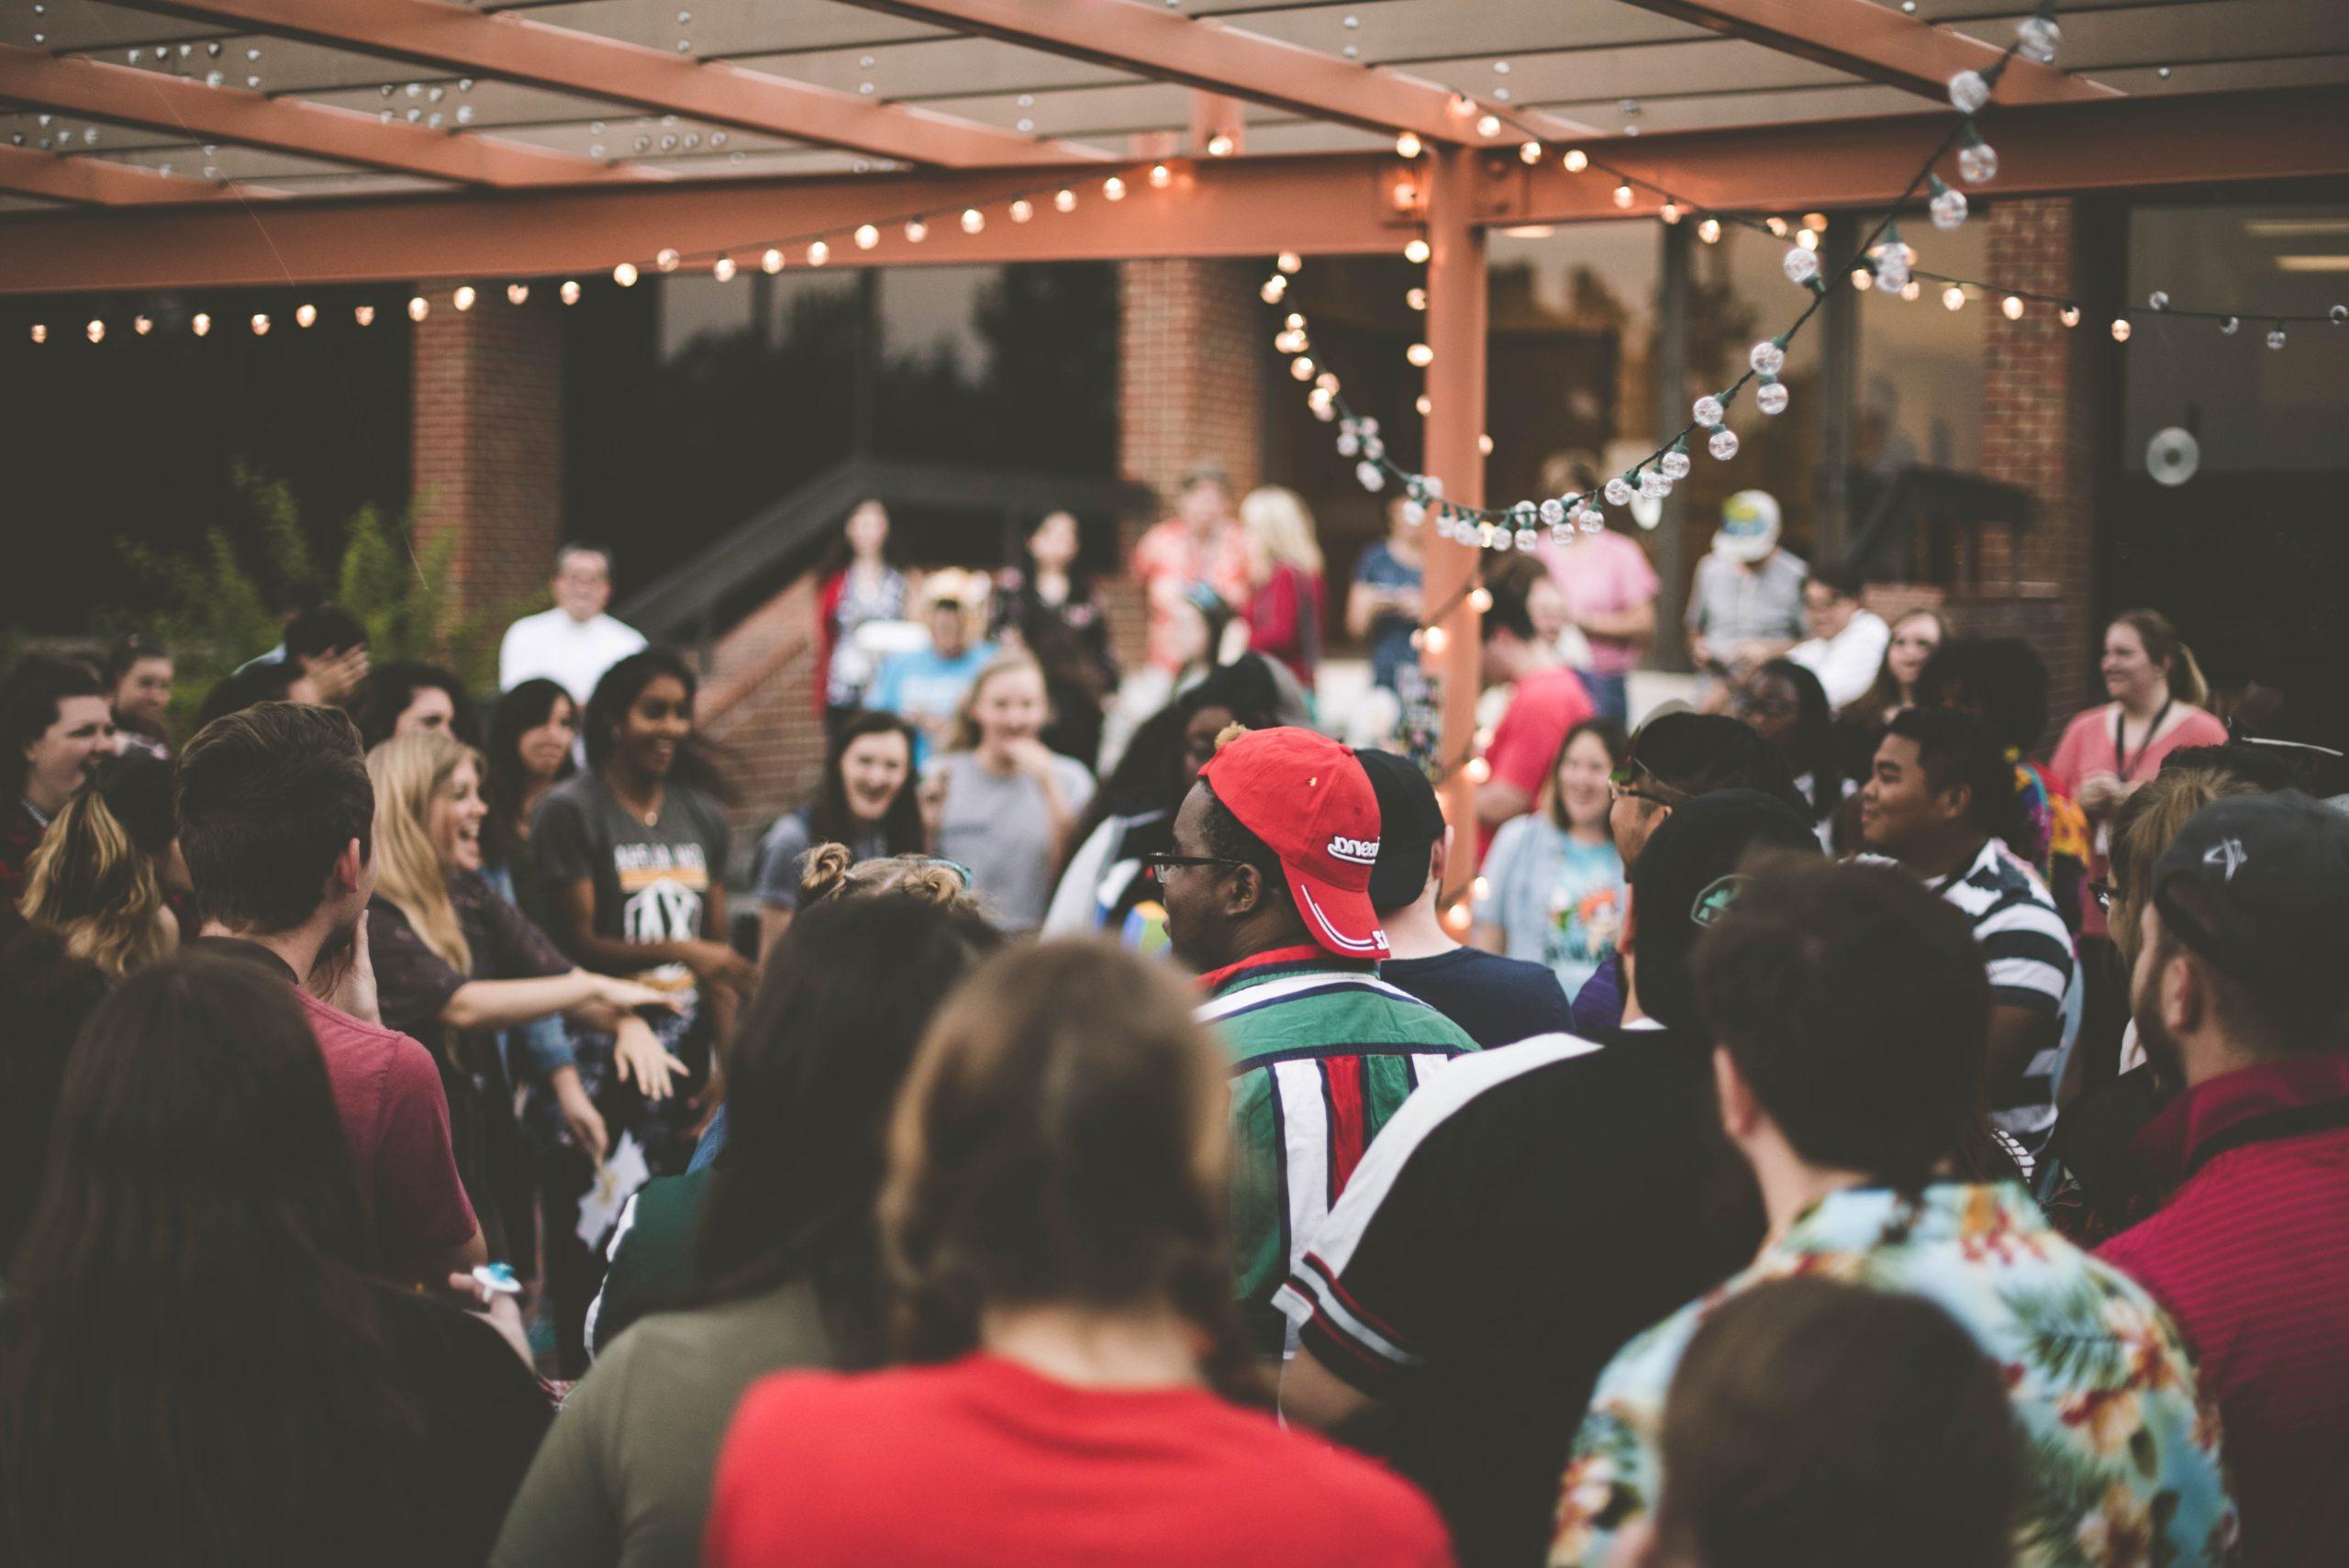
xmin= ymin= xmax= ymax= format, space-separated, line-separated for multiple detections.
xmin=1419 ymin=143 xmax=1487 ymax=928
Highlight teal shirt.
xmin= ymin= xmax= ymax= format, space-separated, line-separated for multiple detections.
xmin=1475 ymin=816 xmax=1624 ymax=998
xmin=1553 ymin=1182 xmax=2237 ymax=1568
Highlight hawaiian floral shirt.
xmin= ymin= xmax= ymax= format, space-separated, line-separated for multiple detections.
xmin=1553 ymin=1182 xmax=2237 ymax=1568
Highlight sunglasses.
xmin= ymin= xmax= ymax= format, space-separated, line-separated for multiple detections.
xmin=1608 ymin=754 xmax=1685 ymax=809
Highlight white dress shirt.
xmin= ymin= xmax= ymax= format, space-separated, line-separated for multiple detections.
xmin=498 ymin=607 xmax=648 ymax=706
xmin=1789 ymin=608 xmax=1890 ymax=709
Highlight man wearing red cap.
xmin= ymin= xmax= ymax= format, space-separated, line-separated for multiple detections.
xmin=1158 ymin=726 xmax=1479 ymax=1354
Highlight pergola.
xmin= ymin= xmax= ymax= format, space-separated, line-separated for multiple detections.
xmin=6 ymin=0 xmax=2346 ymax=906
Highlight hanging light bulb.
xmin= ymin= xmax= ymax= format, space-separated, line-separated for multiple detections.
xmin=1478 ymin=434 xmax=1494 ymax=455
xmin=855 ymin=224 xmax=880 ymax=250
xmin=355 ymin=304 xmax=377 ymax=325
xmin=85 ymin=318 xmax=105 ymax=344
xmin=1900 ymin=280 xmax=1922 ymax=302
xmin=2148 ymin=291 xmax=2170 ymax=311
xmin=1395 ymin=131 xmax=1422 ymax=159
xmin=654 ymin=248 xmax=680 ymax=272
xmin=1638 ymin=469 xmax=1672 ymax=501
xmin=1928 ymin=175 xmax=1968 ymax=231
xmin=2016 ymin=12 xmax=2061 ymax=64
xmin=1356 ymin=460 xmax=1386 ymax=492
xmin=1202 ymin=130 xmax=1236 ymax=158
xmin=2110 ymin=317 xmax=2132 ymax=341
xmin=1698 ymin=217 xmax=1721 ymax=245
xmin=613 ymin=261 xmax=639 ymax=287
xmin=1795 ymin=228 xmax=1819 ymax=252
xmin=905 ymin=219 xmax=928 ymax=243
xmin=134 ymin=315 xmax=153 ymax=336
xmin=1947 ymin=69 xmax=1990 ymax=114
xmin=507 ymin=282 xmax=531 ymax=304
xmin=2266 ymin=327 xmax=2287 ymax=350
xmin=407 ymin=295 xmax=429 ymax=321
xmin=1943 ymin=284 xmax=1966 ymax=311
xmin=1784 ymin=246 xmax=1820 ymax=286
xmin=1660 ymin=442 xmax=1692 ymax=482
xmin=1404 ymin=238 xmax=1431 ymax=263
xmin=1407 ymin=286 xmax=1428 ymax=311
xmin=192 ymin=313 xmax=212 ymax=337
xmin=1709 ymin=426 xmax=1741 ymax=461
xmin=1750 ymin=339 xmax=1787 ymax=376
xmin=1103 ymin=175 xmax=1127 ymax=200
xmin=560 ymin=280 xmax=582 ymax=305
xmin=1519 ymin=139 xmax=1541 ymax=164
xmin=1277 ymin=252 xmax=1302 ymax=274
xmin=1852 ymin=267 xmax=1874 ymax=290
xmin=1694 ymin=395 xmax=1726 ymax=427
xmin=807 ymin=239 xmax=829 ymax=265
xmin=1009 ymin=199 xmax=1033 ymax=223
xmin=1415 ymin=394 xmax=1433 ymax=416
xmin=250 ymin=312 xmax=270 ymax=335
xmin=1261 ymin=277 xmax=1287 ymax=304
xmin=1765 ymin=216 xmax=1789 ymax=238
xmin=1423 ymin=625 xmax=1449 ymax=655
xmin=1291 ymin=355 xmax=1315 ymax=381
xmin=762 ymin=249 xmax=784 ymax=273
xmin=295 ymin=303 xmax=317 ymax=328
xmin=960 ymin=207 xmax=984 ymax=233
xmin=2059 ymin=304 xmax=2080 ymax=328
xmin=1874 ymin=225 xmax=1911 ymax=292
xmin=28 ymin=324 xmax=45 ymax=345
xmin=1149 ymin=162 xmax=1172 ymax=187
xmin=2220 ymin=316 xmax=2240 ymax=335
xmin=1562 ymin=148 xmax=1587 ymax=172
xmin=1475 ymin=113 xmax=1501 ymax=138
xmin=1054 ymin=188 xmax=1076 ymax=213
xmin=1405 ymin=342 xmax=1434 ymax=366
xmin=1958 ymin=126 xmax=1998 ymax=183
xmin=452 ymin=285 xmax=477 ymax=311
xmin=1755 ymin=379 xmax=1790 ymax=417
xmin=1603 ymin=476 xmax=1633 ymax=507
xmin=1612 ymin=183 xmax=1633 ymax=208
xmin=2002 ymin=295 xmax=2024 ymax=319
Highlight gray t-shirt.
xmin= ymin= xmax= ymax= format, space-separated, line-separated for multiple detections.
xmin=753 ymin=809 xmax=887 ymax=912
xmin=529 ymin=773 xmax=732 ymax=986
xmin=931 ymin=750 xmax=1096 ymax=932
xmin=1687 ymin=549 xmax=1809 ymax=650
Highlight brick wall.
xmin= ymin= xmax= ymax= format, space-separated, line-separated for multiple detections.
xmin=1117 ymin=257 xmax=1266 ymax=549
xmin=693 ymin=573 xmax=828 ymax=841
xmin=1966 ymin=196 xmax=2099 ymax=741
xmin=409 ymin=283 xmax=564 ymax=617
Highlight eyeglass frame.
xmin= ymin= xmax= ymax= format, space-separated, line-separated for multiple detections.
xmin=1608 ymin=754 xmax=1687 ymax=811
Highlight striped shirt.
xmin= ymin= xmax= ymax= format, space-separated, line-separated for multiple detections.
xmin=1866 ymin=840 xmax=2076 ymax=1147
xmin=1197 ymin=947 xmax=1479 ymax=1354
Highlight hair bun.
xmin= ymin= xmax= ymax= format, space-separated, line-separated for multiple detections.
xmin=798 ymin=841 xmax=857 ymax=904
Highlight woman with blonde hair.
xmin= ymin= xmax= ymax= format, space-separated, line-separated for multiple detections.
xmin=18 ymin=751 xmax=179 ymax=977
xmin=1240 ymin=485 xmax=1328 ymax=687
xmin=365 ymin=731 xmax=680 ymax=1262
xmin=929 ymin=652 xmax=1096 ymax=932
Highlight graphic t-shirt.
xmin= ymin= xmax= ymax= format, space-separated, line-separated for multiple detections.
xmin=1478 ymin=668 xmax=1595 ymax=861
xmin=529 ymin=772 xmax=731 ymax=1000
xmin=1475 ymin=816 xmax=1624 ymax=997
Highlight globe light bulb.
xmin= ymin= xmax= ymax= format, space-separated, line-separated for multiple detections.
xmin=1464 ymin=757 xmax=1492 ymax=786
xmin=2267 ymin=328 xmax=2287 ymax=350
xmin=1292 ymin=355 xmax=1316 ymax=382
xmin=1575 ymin=506 xmax=1606 ymax=534
xmin=1261 ymin=277 xmax=1287 ymax=304
xmin=2060 ymin=304 xmax=2080 ymax=328
xmin=193 ymin=313 xmax=212 ymax=336
xmin=1396 ymin=131 xmax=1422 ymax=159
xmin=1510 ymin=528 xmax=1536 ymax=551
xmin=1750 ymin=339 xmax=1786 ymax=377
xmin=507 ymin=282 xmax=531 ymax=304
xmin=1755 ymin=379 xmax=1790 ymax=417
xmin=85 ymin=318 xmax=104 ymax=344
xmin=1604 ymin=477 xmax=1633 ymax=507
xmin=1540 ymin=498 xmax=1567 ymax=526
xmin=1406 ymin=342 xmax=1434 ymax=367
xmin=1010 ymin=200 xmax=1033 ymax=223
xmin=452 ymin=285 xmax=476 ymax=311
xmin=2110 ymin=317 xmax=2132 ymax=342
xmin=1054 ymin=188 xmax=1076 ymax=213
xmin=960 ymin=207 xmax=984 ymax=233
xmin=2002 ymin=295 xmax=2023 ymax=319
xmin=762 ymin=249 xmax=784 ymax=273
xmin=1563 ymin=148 xmax=1587 ymax=172
xmin=1638 ymin=470 xmax=1672 ymax=501
xmin=134 ymin=316 xmax=153 ymax=336
xmin=2016 ymin=14 xmax=2061 ymax=64
xmin=1423 ymin=626 xmax=1448 ymax=655
xmin=1852 ymin=268 xmax=1874 ymax=291
xmin=855 ymin=224 xmax=880 ymax=250
xmin=250 ymin=312 xmax=270 ymax=335
xmin=559 ymin=282 xmax=580 ymax=305
xmin=1698 ymin=217 xmax=1721 ymax=245
xmin=1403 ymin=499 xmax=1427 ymax=527
xmin=1874 ymin=238 xmax=1910 ymax=292
xmin=1943 ymin=284 xmax=1966 ymax=311
xmin=655 ymin=248 xmax=680 ymax=272
xmin=807 ymin=240 xmax=829 ymax=265
xmin=1661 ymin=203 xmax=1680 ymax=225
xmin=1149 ymin=162 xmax=1172 ymax=187
xmin=1357 ymin=461 xmax=1386 ymax=492
xmin=2220 ymin=316 xmax=2239 ymax=335
xmin=1475 ymin=114 xmax=1500 ymax=139
xmin=1660 ymin=448 xmax=1692 ymax=481
xmin=1901 ymin=280 xmax=1922 ymax=302
xmin=295 ymin=303 xmax=317 ymax=328
xmin=1206 ymin=132 xmax=1234 ymax=157
xmin=2332 ymin=304 xmax=2347 ymax=325
xmin=1612 ymin=183 xmax=1634 ymax=208
xmin=28 ymin=324 xmax=46 ymax=345
xmin=406 ymin=296 xmax=427 ymax=321
xmin=1766 ymin=216 xmax=1788 ymax=238
xmin=1694 ymin=395 xmax=1726 ymax=427
xmin=905 ymin=219 xmax=929 ymax=242
xmin=1520 ymin=140 xmax=1542 ymax=164
xmin=1103 ymin=176 xmax=1126 ymax=201
xmin=613 ymin=261 xmax=639 ymax=286
xmin=1958 ymin=129 xmax=1998 ymax=184
xmin=1947 ymin=69 xmax=1990 ymax=114
xmin=1709 ymin=427 xmax=1741 ymax=461
xmin=1929 ymin=177 xmax=1968 ymax=231
xmin=1784 ymin=246 xmax=1820 ymax=286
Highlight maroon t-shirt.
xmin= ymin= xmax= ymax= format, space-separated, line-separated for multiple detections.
xmin=708 ymin=1353 xmax=1453 ymax=1568
xmin=294 ymin=985 xmax=479 ymax=1274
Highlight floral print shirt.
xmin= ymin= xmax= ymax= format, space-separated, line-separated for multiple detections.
xmin=1553 ymin=1182 xmax=2237 ymax=1568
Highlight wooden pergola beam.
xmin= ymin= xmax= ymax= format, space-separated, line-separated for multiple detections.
xmin=0 ymin=85 xmax=2338 ymax=295
xmin=0 ymin=45 xmax=647 ymax=186
xmin=114 ymin=0 xmax=1110 ymax=167
xmin=1609 ymin=0 xmax=2116 ymax=106
xmin=0 ymin=141 xmax=285 ymax=205
xmin=832 ymin=0 xmax=1597 ymax=143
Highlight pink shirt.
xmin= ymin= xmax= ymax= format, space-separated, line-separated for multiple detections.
xmin=2047 ymin=701 xmax=2229 ymax=938
xmin=295 ymin=987 xmax=479 ymax=1273
xmin=1132 ymin=517 xmax=1253 ymax=672
xmin=1537 ymin=530 xmax=1659 ymax=676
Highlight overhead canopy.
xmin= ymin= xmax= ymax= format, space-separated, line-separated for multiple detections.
xmin=0 ymin=0 xmax=2342 ymax=285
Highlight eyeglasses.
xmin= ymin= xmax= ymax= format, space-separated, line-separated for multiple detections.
xmin=1608 ymin=755 xmax=1684 ymax=810
xmin=1142 ymin=851 xmax=1253 ymax=876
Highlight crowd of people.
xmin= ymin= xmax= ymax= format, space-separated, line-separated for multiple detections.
xmin=0 ymin=468 xmax=2343 ymax=1568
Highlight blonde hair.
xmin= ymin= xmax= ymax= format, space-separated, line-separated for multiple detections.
xmin=2107 ymin=764 xmax=2261 ymax=968
xmin=19 ymin=787 xmax=169 ymax=977
xmin=2111 ymin=608 xmax=2210 ymax=708
xmin=799 ymin=843 xmax=984 ymax=913
xmin=366 ymin=731 xmax=482 ymax=974
xmin=945 ymin=651 xmax=1048 ymax=754
xmin=1239 ymin=485 xmax=1324 ymax=576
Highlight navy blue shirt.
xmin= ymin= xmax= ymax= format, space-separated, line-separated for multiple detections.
xmin=1380 ymin=946 xmax=1573 ymax=1049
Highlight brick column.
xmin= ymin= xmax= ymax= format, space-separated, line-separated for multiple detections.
xmin=1974 ymin=197 xmax=2100 ymax=738
xmin=409 ymin=283 xmax=564 ymax=616
xmin=1117 ymin=258 xmax=1266 ymax=528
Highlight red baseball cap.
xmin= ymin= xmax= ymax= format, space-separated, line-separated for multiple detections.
xmin=1199 ymin=728 xmax=1389 ymax=959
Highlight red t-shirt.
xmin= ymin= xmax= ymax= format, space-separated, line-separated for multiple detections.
xmin=1478 ymin=666 xmax=1595 ymax=860
xmin=707 ymin=1352 xmax=1453 ymax=1568
xmin=295 ymin=987 xmax=478 ymax=1275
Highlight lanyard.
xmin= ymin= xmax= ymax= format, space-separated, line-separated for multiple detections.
xmin=2112 ymin=697 xmax=2173 ymax=781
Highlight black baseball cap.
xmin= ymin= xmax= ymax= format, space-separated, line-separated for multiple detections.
xmin=1356 ymin=750 xmax=1448 ymax=914
xmin=1631 ymin=788 xmax=1820 ymax=1031
xmin=2152 ymin=792 xmax=2349 ymax=1015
